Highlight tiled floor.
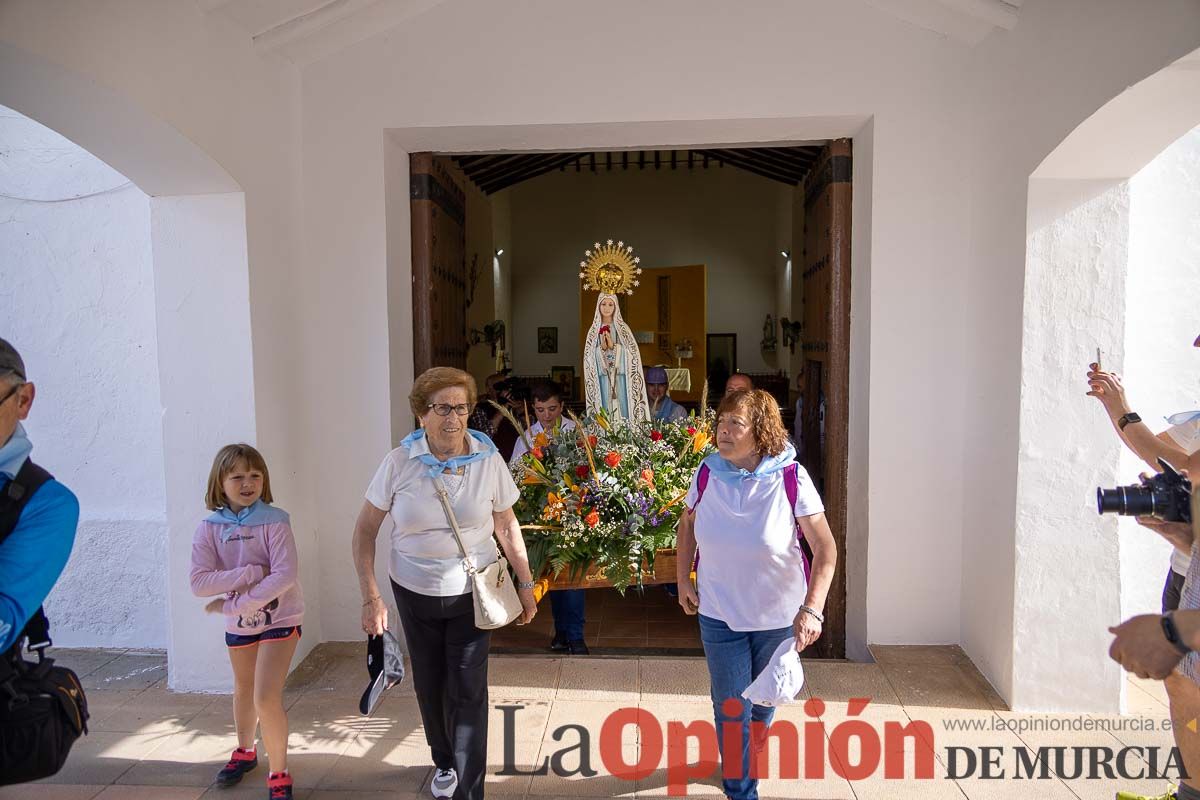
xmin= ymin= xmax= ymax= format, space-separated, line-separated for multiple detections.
xmin=2 ymin=643 xmax=1181 ymax=799
xmin=491 ymin=586 xmax=702 ymax=654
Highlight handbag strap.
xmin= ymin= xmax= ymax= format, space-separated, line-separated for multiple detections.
xmin=432 ymin=477 xmax=501 ymax=577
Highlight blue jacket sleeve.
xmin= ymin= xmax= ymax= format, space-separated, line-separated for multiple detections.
xmin=0 ymin=480 xmax=80 ymax=651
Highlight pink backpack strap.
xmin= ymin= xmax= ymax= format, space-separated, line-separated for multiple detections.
xmin=786 ymin=462 xmax=814 ymax=582
xmin=690 ymin=464 xmax=710 ymax=571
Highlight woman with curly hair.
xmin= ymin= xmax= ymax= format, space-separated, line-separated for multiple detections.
xmin=675 ymin=388 xmax=837 ymax=800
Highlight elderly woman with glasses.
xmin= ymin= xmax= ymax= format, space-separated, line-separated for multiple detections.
xmin=352 ymin=367 xmax=537 ymax=800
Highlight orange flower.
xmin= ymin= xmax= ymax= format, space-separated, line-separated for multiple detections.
xmin=640 ymin=469 xmax=655 ymax=490
xmin=692 ymin=431 xmax=711 ymax=453
xmin=604 ymin=451 xmax=621 ymax=468
xmin=531 ymin=447 xmax=544 ymax=460
xmin=534 ymin=432 xmax=550 ymax=448
xmin=542 ymin=492 xmax=564 ymax=521
xmin=584 ymin=509 xmax=600 ymax=527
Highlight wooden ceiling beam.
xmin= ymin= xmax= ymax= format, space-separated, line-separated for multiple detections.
xmin=699 ymin=149 xmax=797 ymax=185
xmin=481 ymin=152 xmax=582 ymax=193
xmin=466 ymin=154 xmax=532 ymax=184
xmin=740 ymin=147 xmax=811 ymax=177
xmin=475 ymin=153 xmax=564 ymax=189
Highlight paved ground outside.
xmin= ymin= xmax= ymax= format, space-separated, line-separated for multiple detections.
xmin=1 ymin=644 xmax=1180 ymax=800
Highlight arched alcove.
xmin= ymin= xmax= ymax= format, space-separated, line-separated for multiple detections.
xmin=1014 ymin=45 xmax=1200 ymax=712
xmin=0 ymin=42 xmax=258 ymax=692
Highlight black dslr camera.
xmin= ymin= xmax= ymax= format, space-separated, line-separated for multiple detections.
xmin=1097 ymin=458 xmax=1192 ymax=523
xmin=493 ymin=376 xmax=531 ymax=405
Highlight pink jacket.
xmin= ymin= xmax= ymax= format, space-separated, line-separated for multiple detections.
xmin=189 ymin=504 xmax=304 ymax=635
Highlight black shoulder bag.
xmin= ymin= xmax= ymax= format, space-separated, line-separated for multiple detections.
xmin=0 ymin=460 xmax=89 ymax=786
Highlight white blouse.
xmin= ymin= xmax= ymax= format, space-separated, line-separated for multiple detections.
xmin=366 ymin=434 xmax=520 ymax=597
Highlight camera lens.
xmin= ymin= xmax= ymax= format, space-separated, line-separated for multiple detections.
xmin=1096 ymin=486 xmax=1159 ymax=516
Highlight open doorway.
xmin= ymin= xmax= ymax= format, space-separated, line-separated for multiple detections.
xmin=409 ymin=143 xmax=852 ymax=657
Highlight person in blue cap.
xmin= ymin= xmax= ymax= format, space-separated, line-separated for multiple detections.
xmin=645 ymin=366 xmax=687 ymax=423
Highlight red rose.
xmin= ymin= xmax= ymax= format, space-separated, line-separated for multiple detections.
xmin=650 ymin=430 xmax=664 ymax=442
xmin=575 ymin=465 xmax=590 ymax=479
xmin=604 ymin=451 xmax=621 ymax=468
xmin=585 ymin=509 xmax=600 ymax=527
xmin=686 ymin=427 xmax=697 ymax=435
xmin=531 ymin=447 xmax=544 ymax=460
xmin=588 ymin=435 xmax=598 ymax=448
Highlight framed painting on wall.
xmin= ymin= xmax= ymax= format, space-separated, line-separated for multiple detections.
xmin=550 ymin=366 xmax=575 ymax=399
xmin=537 ymin=326 xmax=558 ymax=354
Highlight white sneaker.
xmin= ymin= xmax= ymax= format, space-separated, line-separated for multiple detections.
xmin=431 ymin=767 xmax=457 ymax=799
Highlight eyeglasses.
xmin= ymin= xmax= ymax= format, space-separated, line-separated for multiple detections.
xmin=0 ymin=382 xmax=24 ymax=407
xmin=427 ymin=403 xmax=472 ymax=417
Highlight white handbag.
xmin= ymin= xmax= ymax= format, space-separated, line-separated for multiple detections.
xmin=433 ymin=480 xmax=523 ymax=630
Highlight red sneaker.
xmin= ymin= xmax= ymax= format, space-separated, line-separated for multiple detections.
xmin=267 ymin=770 xmax=293 ymax=800
xmin=215 ymin=747 xmax=257 ymax=785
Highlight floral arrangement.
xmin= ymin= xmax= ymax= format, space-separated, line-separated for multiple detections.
xmin=504 ymin=406 xmax=716 ymax=592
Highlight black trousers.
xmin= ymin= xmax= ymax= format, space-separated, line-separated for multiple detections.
xmin=392 ymin=581 xmax=491 ymax=800
xmin=1163 ymin=566 xmax=1187 ymax=613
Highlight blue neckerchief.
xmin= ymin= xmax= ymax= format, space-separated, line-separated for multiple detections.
xmin=0 ymin=423 xmax=32 ymax=480
xmin=1166 ymin=410 xmax=1200 ymax=426
xmin=403 ymin=428 xmax=497 ymax=478
xmin=702 ymin=441 xmax=797 ymax=485
xmin=206 ymin=500 xmax=290 ymax=542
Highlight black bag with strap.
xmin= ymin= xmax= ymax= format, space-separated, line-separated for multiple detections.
xmin=0 ymin=459 xmax=88 ymax=787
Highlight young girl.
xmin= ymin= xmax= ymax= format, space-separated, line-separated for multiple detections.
xmin=189 ymin=444 xmax=303 ymax=800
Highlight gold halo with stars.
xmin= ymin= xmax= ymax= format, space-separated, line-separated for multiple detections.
xmin=578 ymin=239 xmax=643 ymax=296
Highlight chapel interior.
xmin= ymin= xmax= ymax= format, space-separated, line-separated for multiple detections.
xmin=408 ymin=144 xmax=850 ymax=656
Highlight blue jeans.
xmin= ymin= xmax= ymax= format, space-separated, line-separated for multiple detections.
xmin=699 ymin=614 xmax=793 ymax=800
xmin=550 ymin=589 xmax=586 ymax=640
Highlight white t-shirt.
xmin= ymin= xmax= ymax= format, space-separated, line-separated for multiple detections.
xmin=685 ymin=462 xmax=825 ymax=631
xmin=365 ymin=434 xmax=520 ymax=597
xmin=1165 ymin=417 xmax=1200 ymax=575
xmin=509 ymin=418 xmax=576 ymax=464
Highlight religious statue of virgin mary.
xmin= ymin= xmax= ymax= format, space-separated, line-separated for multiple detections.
xmin=579 ymin=241 xmax=650 ymax=423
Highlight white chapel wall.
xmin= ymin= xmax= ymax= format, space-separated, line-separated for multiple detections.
xmin=2 ymin=0 xmax=1198 ymax=708
xmin=507 ymin=165 xmax=790 ymax=380
xmin=0 ymin=1 xmax=310 ymax=691
xmin=0 ymin=103 xmax=169 ymax=648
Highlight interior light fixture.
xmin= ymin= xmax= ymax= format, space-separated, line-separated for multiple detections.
xmin=495 ymin=248 xmax=505 ymax=256
xmin=780 ymin=250 xmax=790 ymax=258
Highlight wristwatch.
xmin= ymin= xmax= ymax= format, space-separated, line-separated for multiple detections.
xmin=517 ymin=580 xmax=537 ymax=590
xmin=1118 ymin=412 xmax=1142 ymax=430
xmin=1162 ymin=612 xmax=1192 ymax=656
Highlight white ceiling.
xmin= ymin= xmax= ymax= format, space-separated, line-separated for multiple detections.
xmin=199 ymin=0 xmax=1023 ymax=66
xmin=198 ymin=0 xmax=450 ymax=65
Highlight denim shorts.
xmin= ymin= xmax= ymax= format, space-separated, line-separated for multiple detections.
xmin=225 ymin=625 xmax=302 ymax=649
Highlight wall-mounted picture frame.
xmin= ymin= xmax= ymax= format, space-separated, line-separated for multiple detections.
xmin=537 ymin=326 xmax=558 ymax=354
xmin=549 ymin=366 xmax=575 ymax=399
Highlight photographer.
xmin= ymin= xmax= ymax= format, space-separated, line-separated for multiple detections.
xmin=468 ymin=372 xmax=523 ymax=461
xmin=1096 ymin=337 xmax=1200 ymax=800
xmin=1108 ymin=446 xmax=1200 ymax=800
xmin=1087 ymin=353 xmax=1197 ymax=611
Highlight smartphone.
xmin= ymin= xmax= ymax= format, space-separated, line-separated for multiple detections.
xmin=1095 ymin=347 xmax=1102 ymax=371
